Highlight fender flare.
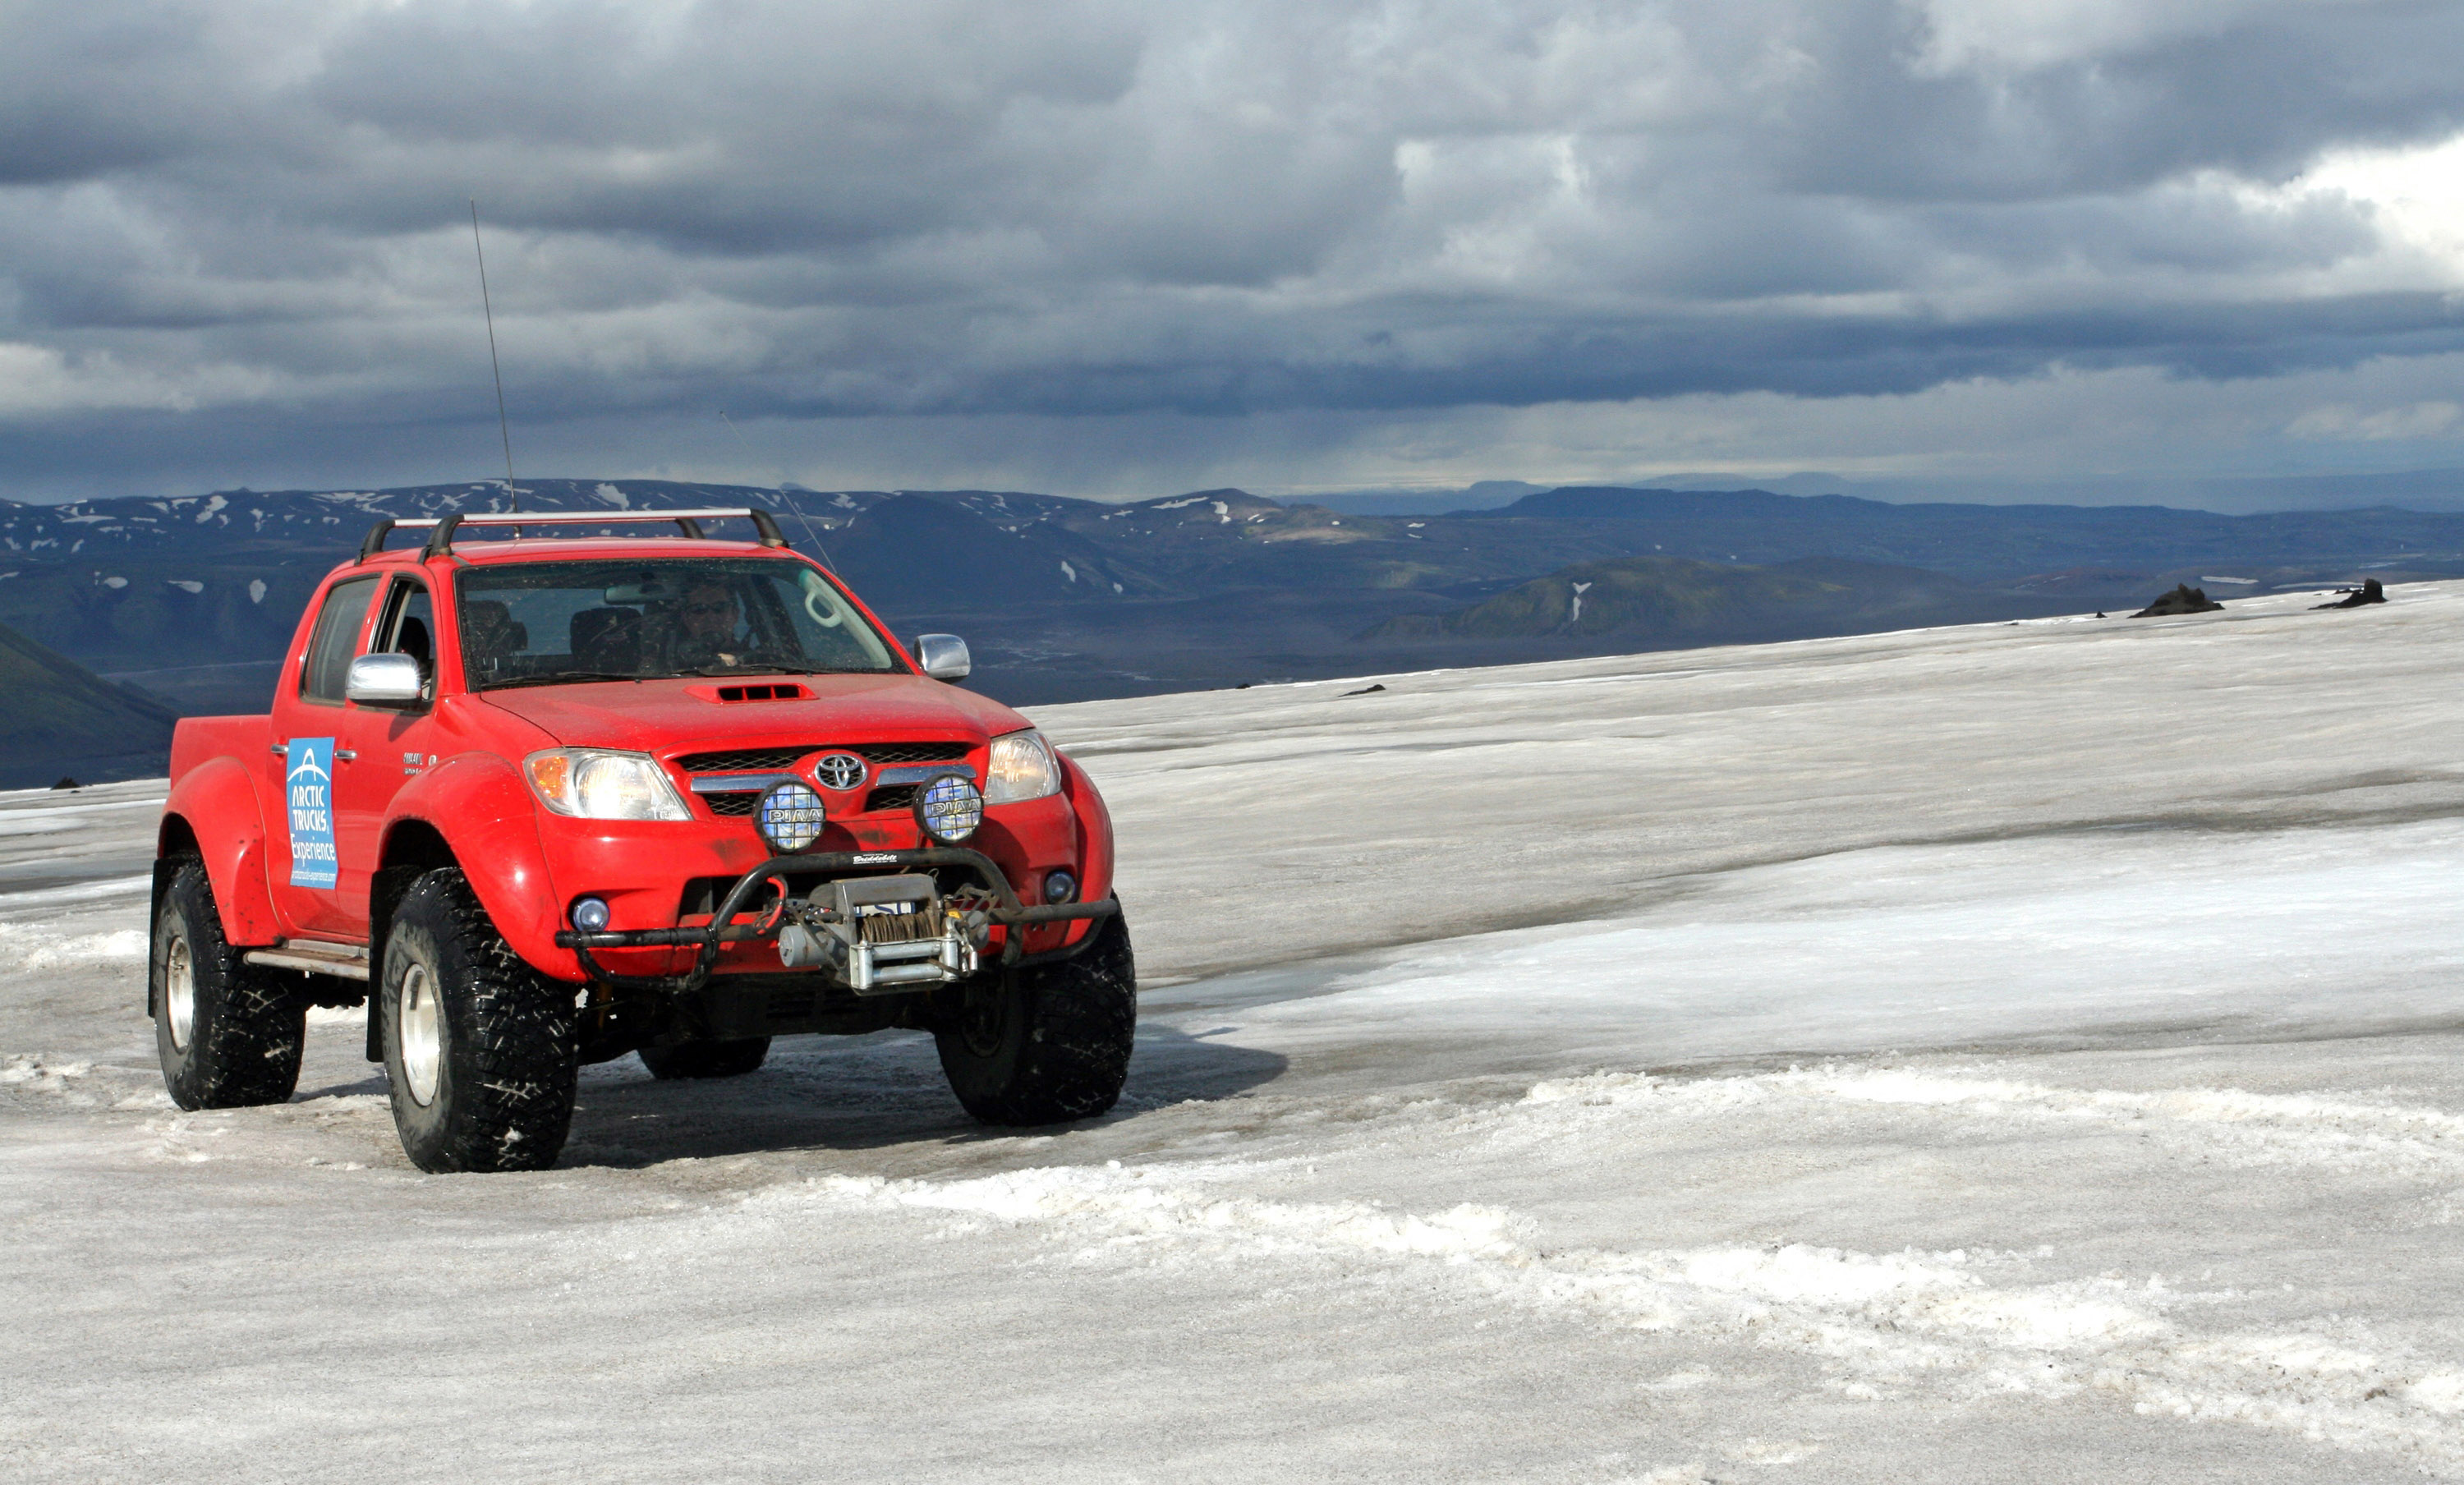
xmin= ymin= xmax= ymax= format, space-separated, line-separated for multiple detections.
xmin=1058 ymin=752 xmax=1117 ymax=948
xmin=383 ymin=755 xmax=575 ymax=982
xmin=159 ymin=756 xmax=279 ymax=950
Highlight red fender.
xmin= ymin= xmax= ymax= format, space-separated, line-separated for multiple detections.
xmin=1058 ymin=752 xmax=1117 ymax=949
xmin=385 ymin=754 xmax=575 ymax=982
xmin=161 ymin=756 xmax=279 ymax=947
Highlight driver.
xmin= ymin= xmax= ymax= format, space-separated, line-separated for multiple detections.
xmin=673 ymin=581 xmax=747 ymax=668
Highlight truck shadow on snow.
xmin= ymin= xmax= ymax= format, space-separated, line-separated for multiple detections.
xmin=547 ymin=1023 xmax=1288 ymax=1169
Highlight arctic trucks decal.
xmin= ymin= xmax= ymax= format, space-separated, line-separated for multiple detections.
xmin=285 ymin=737 xmax=338 ymax=889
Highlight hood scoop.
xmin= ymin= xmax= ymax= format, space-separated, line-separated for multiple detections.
xmin=690 ymin=681 xmax=811 ymax=704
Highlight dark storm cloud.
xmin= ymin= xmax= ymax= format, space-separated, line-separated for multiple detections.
xmin=4 ymin=0 xmax=2464 ymax=493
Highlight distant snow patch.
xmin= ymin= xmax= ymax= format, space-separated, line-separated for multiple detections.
xmin=167 ymin=580 xmax=202 ymax=595
xmin=101 ymin=576 xmax=126 ymax=589
xmin=249 ymin=579 xmax=267 ymax=604
xmin=1060 ymin=561 xmax=1078 ymax=583
xmin=194 ymin=495 xmax=227 ymax=523
xmin=1569 ymin=580 xmax=1593 ymax=626
xmin=595 ymin=484 xmax=629 ymax=509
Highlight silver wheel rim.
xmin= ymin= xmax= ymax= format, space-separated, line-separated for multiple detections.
xmin=163 ymin=934 xmax=195 ymax=1052
xmin=399 ymin=963 xmax=444 ymax=1107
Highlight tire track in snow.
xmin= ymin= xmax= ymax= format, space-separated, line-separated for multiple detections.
xmin=801 ymin=1163 xmax=2464 ymax=1472
xmin=1512 ymin=1067 xmax=2464 ymax=1179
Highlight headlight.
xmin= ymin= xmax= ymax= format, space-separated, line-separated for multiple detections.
xmin=983 ymin=729 xmax=1061 ymax=803
xmin=524 ymin=749 xmax=691 ymax=821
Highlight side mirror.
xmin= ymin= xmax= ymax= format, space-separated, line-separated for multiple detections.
xmin=913 ymin=633 xmax=971 ymax=682
xmin=346 ymin=651 xmax=427 ymax=706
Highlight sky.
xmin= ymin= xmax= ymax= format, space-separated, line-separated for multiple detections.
xmin=5 ymin=0 xmax=2464 ymax=506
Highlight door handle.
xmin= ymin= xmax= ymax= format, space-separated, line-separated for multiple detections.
xmin=334 ymin=749 xmax=358 ymax=762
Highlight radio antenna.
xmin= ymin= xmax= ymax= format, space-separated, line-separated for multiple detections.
xmin=469 ymin=200 xmax=517 ymax=517
xmin=719 ymin=409 xmax=836 ymax=570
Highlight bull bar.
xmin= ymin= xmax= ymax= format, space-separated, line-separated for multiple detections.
xmin=550 ymin=846 xmax=1117 ymax=996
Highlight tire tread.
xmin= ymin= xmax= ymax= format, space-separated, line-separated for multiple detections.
xmin=155 ymin=859 xmax=303 ymax=1109
xmin=385 ymin=869 xmax=577 ymax=1172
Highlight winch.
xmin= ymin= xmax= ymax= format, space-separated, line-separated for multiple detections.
xmin=774 ymin=873 xmax=991 ymax=993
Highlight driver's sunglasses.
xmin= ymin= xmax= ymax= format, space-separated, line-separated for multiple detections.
xmin=683 ymin=601 xmax=735 ymax=616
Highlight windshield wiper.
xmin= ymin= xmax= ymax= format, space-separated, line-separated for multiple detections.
xmin=687 ymin=663 xmax=838 ymax=677
xmin=478 ymin=671 xmax=642 ymax=691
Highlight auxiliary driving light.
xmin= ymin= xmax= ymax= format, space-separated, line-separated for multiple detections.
xmin=570 ymin=896 xmax=612 ymax=932
xmin=1043 ymin=870 xmax=1078 ymax=903
xmin=756 ymin=780 xmax=829 ymax=856
xmin=913 ymin=775 xmax=984 ymax=844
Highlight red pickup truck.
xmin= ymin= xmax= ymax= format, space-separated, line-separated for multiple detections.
xmin=148 ymin=508 xmax=1132 ymax=1173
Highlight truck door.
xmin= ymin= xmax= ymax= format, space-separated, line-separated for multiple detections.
xmin=267 ymin=572 xmax=381 ymax=938
xmin=326 ymin=575 xmax=443 ymax=936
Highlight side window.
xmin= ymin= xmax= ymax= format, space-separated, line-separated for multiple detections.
xmin=299 ymin=576 xmax=380 ymax=704
xmin=375 ymin=579 xmax=435 ymax=676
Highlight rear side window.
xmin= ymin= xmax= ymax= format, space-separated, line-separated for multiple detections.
xmin=300 ymin=576 xmax=380 ymax=703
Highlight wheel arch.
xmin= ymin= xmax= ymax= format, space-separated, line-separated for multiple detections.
xmin=365 ymin=817 xmax=460 ymax=1061
xmin=384 ymin=753 xmax=569 ymax=975
xmin=157 ymin=755 xmax=279 ymax=956
xmin=1056 ymin=752 xmax=1116 ymax=950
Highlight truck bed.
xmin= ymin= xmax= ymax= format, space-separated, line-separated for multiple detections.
xmin=168 ymin=715 xmax=274 ymax=786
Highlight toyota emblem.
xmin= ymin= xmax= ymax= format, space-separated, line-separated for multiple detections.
xmin=812 ymin=752 xmax=867 ymax=792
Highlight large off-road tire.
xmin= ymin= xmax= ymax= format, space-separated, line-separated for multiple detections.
xmin=935 ymin=909 xmax=1135 ymax=1126
xmin=638 ymin=1037 xmax=770 ymax=1080
xmin=379 ymin=868 xmax=577 ymax=1174
xmin=151 ymin=858 xmax=305 ymax=1109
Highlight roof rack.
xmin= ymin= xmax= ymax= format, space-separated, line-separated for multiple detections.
xmin=357 ymin=508 xmax=790 ymax=563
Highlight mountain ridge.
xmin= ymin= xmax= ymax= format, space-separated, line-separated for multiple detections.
xmin=0 ymin=618 xmax=178 ymax=788
xmin=4 ymin=476 xmax=2458 ymax=733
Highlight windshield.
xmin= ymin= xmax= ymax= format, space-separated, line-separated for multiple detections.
xmin=454 ymin=558 xmax=901 ymax=690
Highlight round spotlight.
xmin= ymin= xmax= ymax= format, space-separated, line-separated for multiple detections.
xmin=913 ymin=774 xmax=984 ymax=844
xmin=756 ymin=779 xmax=828 ymax=856
xmin=570 ymin=896 xmax=612 ymax=932
xmin=1042 ymin=870 xmax=1078 ymax=904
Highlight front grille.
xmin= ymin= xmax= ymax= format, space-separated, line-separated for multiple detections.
xmin=855 ymin=742 xmax=971 ymax=765
xmin=677 ymin=745 xmax=815 ymax=773
xmin=702 ymin=792 xmax=761 ymax=816
xmin=865 ymin=785 xmax=918 ymax=814
xmin=675 ymin=741 xmax=971 ymax=773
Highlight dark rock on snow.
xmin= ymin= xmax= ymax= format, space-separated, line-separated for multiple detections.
xmin=2133 ymin=584 xmax=2226 ymax=617
xmin=2315 ymin=578 xmax=2388 ymax=609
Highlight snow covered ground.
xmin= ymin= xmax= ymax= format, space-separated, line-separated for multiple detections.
xmin=7 ymin=584 xmax=2464 ymax=1481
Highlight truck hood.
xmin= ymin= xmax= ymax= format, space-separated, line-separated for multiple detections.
xmin=476 ymin=673 xmax=1032 ymax=755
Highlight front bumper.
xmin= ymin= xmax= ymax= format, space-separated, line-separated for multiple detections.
xmin=551 ymin=846 xmax=1117 ymax=997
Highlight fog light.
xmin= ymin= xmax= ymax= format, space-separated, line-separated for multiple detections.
xmin=913 ymin=775 xmax=983 ymax=844
xmin=756 ymin=780 xmax=828 ymax=856
xmin=570 ymin=896 xmax=612 ymax=932
xmin=1042 ymin=870 xmax=1077 ymax=903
